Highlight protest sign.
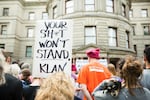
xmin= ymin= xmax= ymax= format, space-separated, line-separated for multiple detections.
xmin=32 ymin=20 xmax=73 ymax=78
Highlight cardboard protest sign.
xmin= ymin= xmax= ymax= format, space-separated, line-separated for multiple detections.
xmin=32 ymin=20 xmax=73 ymax=78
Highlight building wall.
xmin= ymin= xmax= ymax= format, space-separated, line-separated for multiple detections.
xmin=0 ymin=0 xmax=47 ymax=65
xmin=47 ymin=0 xmax=134 ymax=60
xmin=130 ymin=2 xmax=150 ymax=59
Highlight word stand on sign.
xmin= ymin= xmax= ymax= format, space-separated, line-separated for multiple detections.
xmin=32 ymin=20 xmax=73 ymax=78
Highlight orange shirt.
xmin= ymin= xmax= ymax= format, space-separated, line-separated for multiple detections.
xmin=77 ymin=61 xmax=111 ymax=100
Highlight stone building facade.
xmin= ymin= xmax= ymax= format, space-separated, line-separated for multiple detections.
xmin=47 ymin=0 xmax=134 ymax=64
xmin=0 ymin=0 xmax=149 ymax=66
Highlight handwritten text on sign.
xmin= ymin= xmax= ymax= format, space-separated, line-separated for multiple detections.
xmin=32 ymin=20 xmax=73 ymax=77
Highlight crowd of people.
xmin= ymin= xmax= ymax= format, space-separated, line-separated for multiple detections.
xmin=0 ymin=46 xmax=150 ymax=100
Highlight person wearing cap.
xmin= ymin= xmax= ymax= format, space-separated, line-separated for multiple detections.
xmin=77 ymin=48 xmax=112 ymax=100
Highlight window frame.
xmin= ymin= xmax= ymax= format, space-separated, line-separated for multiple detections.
xmin=0 ymin=44 xmax=5 ymax=49
xmin=85 ymin=0 xmax=95 ymax=11
xmin=141 ymin=9 xmax=148 ymax=17
xmin=84 ymin=26 xmax=96 ymax=45
xmin=1 ymin=25 xmax=7 ymax=35
xmin=42 ymin=12 xmax=48 ymax=20
xmin=3 ymin=8 xmax=9 ymax=16
xmin=27 ymin=27 xmax=34 ymax=38
xmin=28 ymin=12 xmax=35 ymax=20
xmin=53 ymin=6 xmax=57 ymax=19
xmin=122 ymin=3 xmax=126 ymax=17
xmin=108 ymin=27 xmax=118 ymax=47
xmin=143 ymin=25 xmax=150 ymax=35
xmin=26 ymin=46 xmax=32 ymax=57
xmin=125 ymin=31 xmax=130 ymax=48
xmin=106 ymin=0 xmax=114 ymax=13
xmin=65 ymin=0 xmax=74 ymax=14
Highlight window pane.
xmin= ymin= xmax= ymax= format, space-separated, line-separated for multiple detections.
xmin=126 ymin=32 xmax=129 ymax=48
xmin=42 ymin=12 xmax=48 ymax=20
xmin=141 ymin=9 xmax=148 ymax=17
xmin=129 ymin=10 xmax=133 ymax=17
xmin=3 ymin=8 xmax=9 ymax=16
xmin=85 ymin=27 xmax=96 ymax=36
xmin=85 ymin=5 xmax=94 ymax=11
xmin=0 ymin=44 xmax=5 ymax=49
xmin=27 ymin=28 xmax=34 ymax=37
xmin=106 ymin=0 xmax=113 ymax=6
xmin=26 ymin=46 xmax=32 ymax=57
xmin=66 ymin=0 xmax=74 ymax=14
xmin=85 ymin=26 xmax=96 ymax=44
xmin=29 ymin=12 xmax=35 ymax=20
xmin=109 ymin=38 xmax=116 ymax=46
xmin=143 ymin=25 xmax=150 ymax=35
xmin=106 ymin=7 xmax=113 ymax=12
xmin=106 ymin=0 xmax=114 ymax=12
xmin=1 ymin=25 xmax=7 ymax=35
xmin=122 ymin=4 xmax=126 ymax=16
xmin=85 ymin=0 xmax=94 ymax=4
xmin=85 ymin=37 xmax=96 ymax=45
xmin=53 ymin=6 xmax=57 ymax=18
xmin=108 ymin=27 xmax=117 ymax=46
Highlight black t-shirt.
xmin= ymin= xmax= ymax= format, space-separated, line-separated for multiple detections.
xmin=0 ymin=73 xmax=23 ymax=100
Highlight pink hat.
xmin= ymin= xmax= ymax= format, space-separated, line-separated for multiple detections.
xmin=72 ymin=64 xmax=77 ymax=71
xmin=86 ymin=48 xmax=100 ymax=59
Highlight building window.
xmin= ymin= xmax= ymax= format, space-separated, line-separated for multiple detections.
xmin=42 ymin=12 xmax=48 ymax=20
xmin=85 ymin=0 xmax=95 ymax=11
xmin=1 ymin=25 xmax=7 ymax=35
xmin=141 ymin=9 xmax=148 ymax=17
xmin=85 ymin=26 xmax=96 ymax=45
xmin=28 ymin=12 xmax=35 ymax=20
xmin=0 ymin=44 xmax=5 ymax=49
xmin=3 ymin=8 xmax=9 ymax=16
xmin=132 ymin=25 xmax=135 ymax=35
xmin=53 ymin=6 xmax=57 ymax=19
xmin=26 ymin=46 xmax=32 ymax=57
xmin=133 ymin=45 xmax=137 ymax=54
xmin=143 ymin=25 xmax=150 ymax=35
xmin=126 ymin=31 xmax=130 ymax=48
xmin=108 ymin=27 xmax=117 ymax=47
xmin=129 ymin=10 xmax=133 ymax=18
xmin=145 ymin=45 xmax=150 ymax=48
xmin=27 ymin=28 xmax=34 ymax=38
xmin=65 ymin=0 xmax=74 ymax=14
xmin=122 ymin=4 xmax=126 ymax=16
xmin=106 ymin=0 xmax=114 ymax=13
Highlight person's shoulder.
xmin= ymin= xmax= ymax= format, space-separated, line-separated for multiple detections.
xmin=5 ymin=73 xmax=21 ymax=83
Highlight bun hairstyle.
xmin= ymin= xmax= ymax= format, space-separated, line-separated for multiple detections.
xmin=121 ymin=56 xmax=143 ymax=95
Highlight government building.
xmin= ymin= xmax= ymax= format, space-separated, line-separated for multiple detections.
xmin=0 ymin=0 xmax=150 ymax=67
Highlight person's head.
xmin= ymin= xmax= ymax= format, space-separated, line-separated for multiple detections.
xmin=144 ymin=46 xmax=150 ymax=64
xmin=86 ymin=48 xmax=100 ymax=61
xmin=21 ymin=63 xmax=30 ymax=69
xmin=20 ymin=68 xmax=31 ymax=81
xmin=35 ymin=71 xmax=75 ymax=100
xmin=108 ymin=63 xmax=116 ymax=76
xmin=121 ymin=56 xmax=142 ymax=95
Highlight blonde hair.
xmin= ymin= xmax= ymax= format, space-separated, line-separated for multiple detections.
xmin=35 ymin=72 xmax=75 ymax=100
xmin=108 ymin=63 xmax=116 ymax=76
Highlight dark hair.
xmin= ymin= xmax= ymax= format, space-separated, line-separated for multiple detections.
xmin=121 ymin=56 xmax=143 ymax=96
xmin=144 ymin=46 xmax=150 ymax=63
